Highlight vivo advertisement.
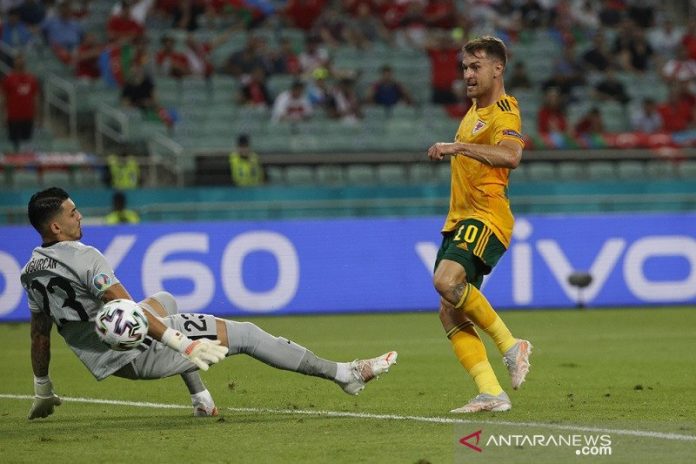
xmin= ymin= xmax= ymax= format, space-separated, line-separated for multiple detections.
xmin=1 ymin=213 xmax=696 ymax=322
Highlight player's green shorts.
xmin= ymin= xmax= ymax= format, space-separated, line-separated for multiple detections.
xmin=434 ymin=218 xmax=507 ymax=289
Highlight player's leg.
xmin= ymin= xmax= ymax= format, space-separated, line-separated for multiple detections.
xmin=139 ymin=292 xmax=217 ymax=416
xmin=435 ymin=221 xmax=532 ymax=391
xmin=210 ymin=318 xmax=397 ymax=396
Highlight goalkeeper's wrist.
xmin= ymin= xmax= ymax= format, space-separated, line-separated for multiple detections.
xmin=161 ymin=328 xmax=191 ymax=353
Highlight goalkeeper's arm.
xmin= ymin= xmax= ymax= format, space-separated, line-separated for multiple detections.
xmin=144 ymin=310 xmax=228 ymax=371
xmin=28 ymin=311 xmax=62 ymax=420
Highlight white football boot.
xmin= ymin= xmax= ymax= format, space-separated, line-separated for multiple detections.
xmin=338 ymin=351 xmax=398 ymax=395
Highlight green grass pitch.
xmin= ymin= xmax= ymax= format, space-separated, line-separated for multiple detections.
xmin=0 ymin=308 xmax=694 ymax=463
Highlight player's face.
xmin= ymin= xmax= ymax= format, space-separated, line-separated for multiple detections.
xmin=55 ymin=199 xmax=83 ymax=241
xmin=461 ymin=50 xmax=501 ymax=99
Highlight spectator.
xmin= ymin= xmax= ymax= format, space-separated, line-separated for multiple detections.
xmin=283 ymin=0 xmax=327 ymax=31
xmin=350 ymin=2 xmax=393 ymax=49
xmin=298 ymin=35 xmax=331 ymax=78
xmin=225 ymin=35 xmax=271 ymax=78
xmin=181 ymin=29 xmax=234 ymax=79
xmin=306 ymin=67 xmax=332 ymax=113
xmin=271 ymin=80 xmax=313 ymax=123
xmin=105 ymin=191 xmax=140 ymax=224
xmin=42 ymin=1 xmax=84 ymax=58
xmin=631 ymin=98 xmax=663 ymax=133
xmin=682 ymin=19 xmax=696 ymax=60
xmin=657 ymin=84 xmax=694 ymax=133
xmin=570 ymin=0 xmax=600 ymax=32
xmin=649 ymin=18 xmax=683 ymax=60
xmin=518 ymin=0 xmax=547 ymax=30
xmin=155 ymin=34 xmax=190 ymax=78
xmin=1 ymin=53 xmax=40 ymax=152
xmin=367 ymin=65 xmax=413 ymax=109
xmin=545 ymin=44 xmax=586 ymax=98
xmin=613 ymin=20 xmax=653 ymax=73
xmin=238 ymin=66 xmax=272 ymax=108
xmin=593 ymin=69 xmax=630 ymax=105
xmin=425 ymin=31 xmax=460 ymax=104
xmin=312 ymin=5 xmax=358 ymax=48
xmin=120 ymin=64 xmax=174 ymax=127
xmin=74 ymin=32 xmax=103 ymax=80
xmin=395 ymin=1 xmax=428 ymax=49
xmin=270 ymin=37 xmax=301 ymax=75
xmin=107 ymin=0 xmax=145 ymax=43
xmin=661 ymin=47 xmax=696 ymax=89
xmin=537 ymin=87 xmax=568 ymax=136
xmin=574 ymin=107 xmax=604 ymax=136
xmin=444 ymin=79 xmax=472 ymax=120
xmin=229 ymin=134 xmax=264 ymax=187
xmin=17 ymin=0 xmax=46 ymax=28
xmin=2 ymin=8 xmax=35 ymax=48
xmin=107 ymin=151 xmax=140 ymax=190
xmin=327 ymin=77 xmax=363 ymax=123
xmin=507 ymin=62 xmax=532 ymax=90
xmin=582 ymin=32 xmax=611 ymax=72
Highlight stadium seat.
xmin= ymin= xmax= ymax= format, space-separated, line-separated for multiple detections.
xmin=345 ymin=165 xmax=376 ymax=185
xmin=509 ymin=164 xmax=528 ymax=183
xmin=557 ymin=161 xmax=586 ymax=181
xmin=616 ymin=161 xmax=646 ymax=180
xmin=644 ymin=160 xmax=676 ymax=179
xmin=285 ymin=166 xmax=315 ymax=186
xmin=41 ymin=170 xmax=72 ymax=188
xmin=73 ymin=168 xmax=105 ymax=188
xmin=316 ymin=165 xmax=345 ymax=185
xmin=435 ymin=163 xmax=451 ymax=184
xmin=409 ymin=163 xmax=435 ymax=183
xmin=587 ymin=161 xmax=616 ymax=180
xmin=527 ymin=162 xmax=556 ymax=181
xmin=265 ymin=166 xmax=285 ymax=185
xmin=12 ymin=169 xmax=40 ymax=189
xmin=376 ymin=164 xmax=408 ymax=185
xmin=676 ymin=160 xmax=696 ymax=179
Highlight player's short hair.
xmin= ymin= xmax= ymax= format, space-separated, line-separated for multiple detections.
xmin=28 ymin=187 xmax=70 ymax=234
xmin=464 ymin=36 xmax=508 ymax=68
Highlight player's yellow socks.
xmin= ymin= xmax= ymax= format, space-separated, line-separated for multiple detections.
xmin=447 ymin=324 xmax=503 ymax=396
xmin=455 ymin=283 xmax=517 ymax=355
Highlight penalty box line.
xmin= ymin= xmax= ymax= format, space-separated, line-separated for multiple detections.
xmin=2 ymin=393 xmax=694 ymax=443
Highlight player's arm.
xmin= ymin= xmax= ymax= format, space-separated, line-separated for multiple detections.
xmin=101 ymin=283 xmax=227 ymax=370
xmin=28 ymin=311 xmax=62 ymax=419
xmin=427 ymin=139 xmax=523 ymax=168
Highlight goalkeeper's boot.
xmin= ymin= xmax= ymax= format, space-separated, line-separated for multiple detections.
xmin=192 ymin=392 xmax=219 ymax=417
xmin=450 ymin=392 xmax=511 ymax=413
xmin=338 ymin=351 xmax=398 ymax=395
xmin=503 ymin=339 xmax=533 ymax=390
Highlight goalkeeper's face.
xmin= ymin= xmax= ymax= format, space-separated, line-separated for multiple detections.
xmin=461 ymin=50 xmax=502 ymax=100
xmin=53 ymin=199 xmax=83 ymax=241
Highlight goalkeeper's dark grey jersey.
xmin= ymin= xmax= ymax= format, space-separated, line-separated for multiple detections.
xmin=20 ymin=241 xmax=141 ymax=380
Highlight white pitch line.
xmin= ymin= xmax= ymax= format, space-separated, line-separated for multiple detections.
xmin=2 ymin=394 xmax=694 ymax=443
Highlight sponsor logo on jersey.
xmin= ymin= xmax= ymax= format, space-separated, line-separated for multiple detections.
xmin=472 ymin=120 xmax=486 ymax=134
xmin=502 ymin=129 xmax=523 ymax=139
xmin=93 ymin=273 xmax=112 ymax=291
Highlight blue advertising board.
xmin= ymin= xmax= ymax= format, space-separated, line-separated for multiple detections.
xmin=1 ymin=213 xmax=696 ymax=322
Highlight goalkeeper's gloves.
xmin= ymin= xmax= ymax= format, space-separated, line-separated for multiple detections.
xmin=28 ymin=376 xmax=62 ymax=420
xmin=161 ymin=328 xmax=228 ymax=371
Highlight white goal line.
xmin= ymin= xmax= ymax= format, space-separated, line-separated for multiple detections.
xmin=2 ymin=393 xmax=694 ymax=443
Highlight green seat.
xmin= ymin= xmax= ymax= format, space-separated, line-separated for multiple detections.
xmin=616 ymin=161 xmax=645 ymax=180
xmin=41 ymin=170 xmax=72 ymax=188
xmin=676 ymin=160 xmax=696 ymax=179
xmin=345 ymin=165 xmax=376 ymax=185
xmin=645 ymin=160 xmax=676 ymax=179
xmin=73 ymin=168 xmax=105 ymax=188
xmin=527 ymin=162 xmax=556 ymax=181
xmin=316 ymin=165 xmax=344 ymax=185
xmin=557 ymin=161 xmax=585 ymax=181
xmin=587 ymin=161 xmax=616 ymax=180
xmin=12 ymin=169 xmax=40 ymax=189
xmin=435 ymin=163 xmax=451 ymax=183
xmin=509 ymin=164 xmax=528 ymax=183
xmin=409 ymin=163 xmax=434 ymax=183
xmin=265 ymin=166 xmax=285 ymax=185
xmin=285 ymin=166 xmax=315 ymax=186
xmin=376 ymin=164 xmax=407 ymax=185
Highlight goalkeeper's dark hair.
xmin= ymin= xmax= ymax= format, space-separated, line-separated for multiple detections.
xmin=464 ymin=36 xmax=508 ymax=68
xmin=28 ymin=187 xmax=70 ymax=234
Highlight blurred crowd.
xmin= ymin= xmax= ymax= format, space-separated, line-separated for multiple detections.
xmin=1 ymin=0 xmax=695 ymax=144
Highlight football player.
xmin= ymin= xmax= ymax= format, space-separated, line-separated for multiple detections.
xmin=21 ymin=187 xmax=397 ymax=420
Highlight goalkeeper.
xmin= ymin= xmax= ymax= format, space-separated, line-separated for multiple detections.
xmin=21 ymin=187 xmax=397 ymax=420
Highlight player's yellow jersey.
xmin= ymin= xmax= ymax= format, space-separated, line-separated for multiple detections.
xmin=442 ymin=95 xmax=525 ymax=248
